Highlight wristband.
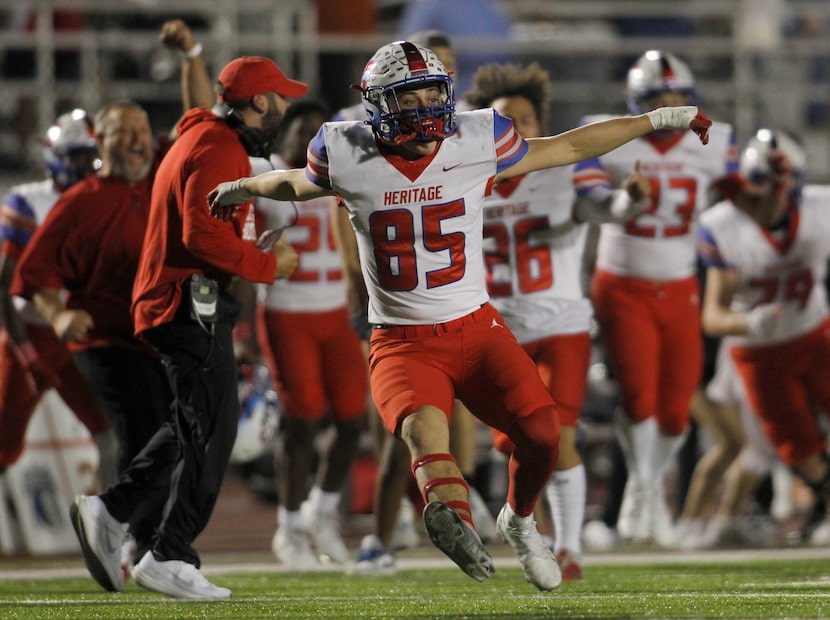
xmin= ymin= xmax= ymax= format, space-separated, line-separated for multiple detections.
xmin=184 ymin=42 xmax=203 ymax=60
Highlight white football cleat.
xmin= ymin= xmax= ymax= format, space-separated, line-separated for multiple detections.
xmin=423 ymin=501 xmax=494 ymax=582
xmin=617 ymin=477 xmax=644 ymax=541
xmin=581 ymin=519 xmax=621 ymax=551
xmin=496 ymin=503 xmax=562 ymax=591
xmin=272 ymin=525 xmax=319 ymax=571
xmin=301 ymin=501 xmax=349 ymax=563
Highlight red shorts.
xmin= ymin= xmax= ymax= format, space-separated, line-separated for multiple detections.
xmin=0 ymin=325 xmax=110 ymax=466
xmin=368 ymin=303 xmax=557 ymax=436
xmin=731 ymin=318 xmax=830 ymax=466
xmin=257 ymin=306 xmax=368 ymax=422
xmin=591 ymin=269 xmax=701 ymax=434
xmin=490 ymin=331 xmax=590 ymax=453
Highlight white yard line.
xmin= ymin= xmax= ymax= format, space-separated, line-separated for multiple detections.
xmin=0 ymin=546 xmax=826 ymax=581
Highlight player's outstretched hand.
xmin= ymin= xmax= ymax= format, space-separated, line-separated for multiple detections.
xmin=208 ymin=178 xmax=253 ymax=221
xmin=646 ymin=106 xmax=712 ymax=145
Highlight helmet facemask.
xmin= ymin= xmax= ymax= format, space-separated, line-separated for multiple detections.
xmin=360 ymin=41 xmax=457 ymax=145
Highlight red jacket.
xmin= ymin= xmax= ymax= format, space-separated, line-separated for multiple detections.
xmin=11 ymin=172 xmax=154 ymax=351
xmin=132 ymin=108 xmax=276 ymax=335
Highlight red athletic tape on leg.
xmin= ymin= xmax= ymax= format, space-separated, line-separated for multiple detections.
xmin=423 ymin=476 xmax=470 ymax=497
xmin=411 ymin=452 xmax=456 ymax=476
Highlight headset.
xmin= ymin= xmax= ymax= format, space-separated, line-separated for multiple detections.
xmin=212 ymin=102 xmax=273 ymax=158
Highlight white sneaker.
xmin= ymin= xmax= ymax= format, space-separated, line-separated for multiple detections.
xmin=132 ymin=551 xmax=231 ymax=599
xmin=496 ymin=503 xmax=562 ymax=591
xmin=581 ymin=520 xmax=621 ymax=551
xmin=272 ymin=525 xmax=319 ymax=570
xmin=301 ymin=501 xmax=349 ymax=563
xmin=390 ymin=497 xmax=420 ymax=550
xmin=423 ymin=501 xmax=494 ymax=582
xmin=468 ymin=487 xmax=497 ymax=543
xmin=673 ymin=517 xmax=707 ymax=550
xmin=809 ymin=520 xmax=830 ymax=546
xmin=69 ymin=495 xmax=128 ymax=592
xmin=641 ymin=484 xmax=675 ymax=547
xmin=350 ymin=534 xmax=396 ymax=575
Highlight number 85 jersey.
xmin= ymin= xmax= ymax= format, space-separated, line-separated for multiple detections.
xmin=306 ymin=109 xmax=527 ymax=325
xmin=575 ymin=115 xmax=737 ymax=281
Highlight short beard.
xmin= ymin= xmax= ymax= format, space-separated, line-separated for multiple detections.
xmin=260 ymin=94 xmax=284 ymax=145
xmin=106 ymin=145 xmax=152 ymax=183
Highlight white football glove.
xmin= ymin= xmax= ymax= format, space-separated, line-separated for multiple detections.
xmin=212 ymin=178 xmax=253 ymax=206
xmin=645 ymin=106 xmax=711 ymax=144
xmin=745 ymin=303 xmax=781 ymax=338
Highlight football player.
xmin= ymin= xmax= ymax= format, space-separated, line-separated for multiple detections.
xmin=209 ymin=40 xmax=711 ymax=589
xmin=573 ymin=50 xmax=738 ymax=546
xmin=0 ymin=109 xmax=116 ymax=487
xmin=698 ymin=129 xmax=830 ymax=539
xmin=466 ymin=60 xmax=650 ymax=579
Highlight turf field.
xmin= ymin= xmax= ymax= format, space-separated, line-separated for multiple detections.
xmin=1 ymin=547 xmax=829 ymax=619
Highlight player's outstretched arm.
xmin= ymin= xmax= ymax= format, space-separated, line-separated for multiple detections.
xmin=208 ymin=168 xmax=335 ymax=221
xmin=500 ymin=106 xmax=711 ymax=181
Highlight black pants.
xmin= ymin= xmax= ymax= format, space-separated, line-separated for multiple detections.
xmin=73 ymin=345 xmax=170 ymax=474
xmin=74 ymin=345 xmax=171 ymax=553
xmin=103 ymin=289 xmax=240 ymax=567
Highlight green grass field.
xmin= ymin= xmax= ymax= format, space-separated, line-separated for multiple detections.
xmin=1 ymin=547 xmax=829 ymax=619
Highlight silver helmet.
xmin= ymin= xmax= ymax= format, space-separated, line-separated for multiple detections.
xmin=359 ymin=41 xmax=456 ymax=144
xmin=739 ymin=128 xmax=805 ymax=182
xmin=42 ymin=109 xmax=99 ymax=190
xmin=626 ymin=50 xmax=697 ymax=115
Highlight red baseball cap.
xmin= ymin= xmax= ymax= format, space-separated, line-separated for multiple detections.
xmin=216 ymin=56 xmax=308 ymax=102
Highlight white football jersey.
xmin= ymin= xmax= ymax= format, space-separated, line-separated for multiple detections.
xmin=483 ymin=167 xmax=592 ymax=343
xmin=698 ymin=185 xmax=830 ymax=345
xmin=251 ymin=156 xmax=345 ymax=312
xmin=2 ymin=179 xmax=60 ymax=325
xmin=575 ymin=115 xmax=736 ymax=281
xmin=308 ymin=109 xmax=527 ymax=325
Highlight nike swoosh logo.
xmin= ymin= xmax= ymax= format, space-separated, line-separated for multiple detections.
xmin=175 ymin=574 xmax=195 ymax=587
xmin=101 ymin=522 xmax=120 ymax=554
xmin=443 ymin=163 xmax=462 ymax=171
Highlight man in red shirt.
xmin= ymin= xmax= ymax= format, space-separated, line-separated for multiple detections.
xmin=68 ymin=56 xmax=301 ymax=600
xmin=11 ymin=101 xmax=174 ymax=561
